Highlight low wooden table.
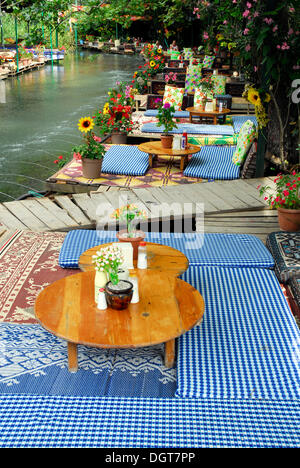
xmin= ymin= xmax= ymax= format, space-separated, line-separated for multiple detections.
xmin=138 ymin=141 xmax=201 ymax=172
xmin=79 ymin=242 xmax=189 ymax=276
xmin=35 ymin=270 xmax=204 ymax=371
xmin=186 ymin=106 xmax=231 ymax=125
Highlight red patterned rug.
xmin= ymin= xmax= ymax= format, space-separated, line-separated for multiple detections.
xmin=0 ymin=231 xmax=76 ymax=324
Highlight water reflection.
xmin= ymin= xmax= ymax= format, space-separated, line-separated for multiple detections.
xmin=0 ymin=51 xmax=142 ymax=200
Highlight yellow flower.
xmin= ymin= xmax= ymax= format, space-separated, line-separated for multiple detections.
xmin=157 ymin=48 xmax=162 ymax=54
xmin=78 ymin=117 xmax=94 ymax=133
xmin=264 ymin=93 xmax=271 ymax=103
xmin=103 ymin=103 xmax=110 ymax=115
xmin=149 ymin=60 xmax=156 ymax=67
xmin=247 ymin=88 xmax=261 ymax=106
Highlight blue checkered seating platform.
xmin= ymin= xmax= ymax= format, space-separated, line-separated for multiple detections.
xmin=176 ymin=266 xmax=300 ymax=400
xmin=0 ymin=395 xmax=299 ymax=447
xmin=101 ymin=145 xmax=149 ymax=176
xmin=232 ymin=115 xmax=257 ymax=134
xmin=144 ymin=109 xmax=190 ymax=118
xmin=141 ymin=122 xmax=235 ymax=136
xmin=59 ymin=230 xmax=274 ymax=269
xmin=183 ymin=145 xmax=240 ymax=180
xmin=266 ymin=232 xmax=300 ymax=283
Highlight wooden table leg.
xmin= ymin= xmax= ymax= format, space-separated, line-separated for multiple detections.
xmin=149 ymin=153 xmax=156 ymax=167
xmin=165 ymin=339 xmax=175 ymax=368
xmin=68 ymin=342 xmax=78 ymax=373
xmin=180 ymin=156 xmax=188 ymax=172
xmin=213 ymin=115 xmax=217 ymax=125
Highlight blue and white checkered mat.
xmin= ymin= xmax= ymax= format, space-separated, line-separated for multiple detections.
xmin=0 ymin=395 xmax=299 ymax=447
xmin=59 ymin=230 xmax=275 ymax=269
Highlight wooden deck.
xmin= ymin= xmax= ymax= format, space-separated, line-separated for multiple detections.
xmin=0 ymin=178 xmax=279 ymax=242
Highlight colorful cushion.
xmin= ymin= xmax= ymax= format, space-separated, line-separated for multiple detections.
xmin=211 ymin=75 xmax=227 ymax=95
xmin=184 ymin=145 xmax=240 ymax=180
xmin=194 ymin=86 xmax=213 ymax=104
xmin=177 ymin=266 xmax=300 ymax=400
xmin=232 ymin=115 xmax=257 ymax=133
xmin=144 ymin=109 xmax=190 ymax=118
xmin=170 ymin=50 xmax=181 ymax=60
xmin=232 ymin=120 xmax=257 ymax=166
xmin=185 ymin=71 xmax=202 ymax=94
xmin=163 ymin=85 xmax=184 ymax=111
xmin=202 ymin=55 xmax=215 ymax=68
xmin=183 ymin=48 xmax=193 ymax=60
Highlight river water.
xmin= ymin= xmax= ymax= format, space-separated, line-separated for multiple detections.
xmin=0 ymin=51 xmax=142 ymax=201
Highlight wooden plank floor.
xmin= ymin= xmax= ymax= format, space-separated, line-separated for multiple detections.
xmin=0 ymin=178 xmax=279 ymax=243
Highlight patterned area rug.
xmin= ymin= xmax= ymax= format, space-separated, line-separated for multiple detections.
xmin=48 ymin=146 xmax=204 ymax=188
xmin=0 ymin=324 xmax=176 ymax=397
xmin=0 ymin=231 xmax=75 ymax=324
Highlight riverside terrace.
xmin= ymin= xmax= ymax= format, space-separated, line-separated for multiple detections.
xmin=0 ymin=178 xmax=299 ymax=448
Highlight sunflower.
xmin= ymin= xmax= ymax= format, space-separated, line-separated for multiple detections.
xmin=78 ymin=117 xmax=95 ymax=133
xmin=103 ymin=103 xmax=110 ymax=115
xmin=247 ymin=87 xmax=261 ymax=107
xmin=149 ymin=60 xmax=156 ymax=68
xmin=157 ymin=48 xmax=162 ymax=54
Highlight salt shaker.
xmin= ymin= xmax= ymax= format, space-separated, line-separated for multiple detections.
xmin=137 ymin=241 xmax=147 ymax=269
xmin=130 ymin=274 xmax=140 ymax=304
xmin=97 ymin=288 xmax=107 ymax=310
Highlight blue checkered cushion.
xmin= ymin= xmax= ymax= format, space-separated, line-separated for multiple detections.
xmin=176 ymin=266 xmax=300 ymax=400
xmin=184 ymin=145 xmax=240 ymax=180
xmin=59 ymin=230 xmax=274 ymax=269
xmin=101 ymin=145 xmax=149 ymax=176
xmin=232 ymin=115 xmax=257 ymax=134
xmin=0 ymin=395 xmax=299 ymax=447
xmin=141 ymin=123 xmax=235 ymax=136
xmin=144 ymin=110 xmax=190 ymax=118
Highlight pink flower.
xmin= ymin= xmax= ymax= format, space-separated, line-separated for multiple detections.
xmin=244 ymin=28 xmax=250 ymax=35
xmin=93 ymin=136 xmax=102 ymax=142
xmin=243 ymin=9 xmax=250 ymax=17
xmin=203 ymin=31 xmax=209 ymax=40
xmin=263 ymin=17 xmax=274 ymax=25
xmin=223 ymin=20 xmax=228 ymax=24
xmin=254 ymin=66 xmax=258 ymax=72
xmin=246 ymin=2 xmax=252 ymax=8
xmin=253 ymin=11 xmax=259 ymax=17
xmin=288 ymin=28 xmax=294 ymax=35
xmin=245 ymin=44 xmax=251 ymax=52
xmin=272 ymin=25 xmax=278 ymax=32
xmin=289 ymin=7 xmax=295 ymax=12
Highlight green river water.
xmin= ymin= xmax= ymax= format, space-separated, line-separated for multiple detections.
xmin=0 ymin=51 xmax=142 ymax=202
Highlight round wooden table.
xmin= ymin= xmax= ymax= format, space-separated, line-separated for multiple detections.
xmin=79 ymin=242 xmax=189 ymax=277
xmin=138 ymin=141 xmax=201 ymax=172
xmin=35 ymin=270 xmax=204 ymax=371
xmin=185 ymin=106 xmax=231 ymax=125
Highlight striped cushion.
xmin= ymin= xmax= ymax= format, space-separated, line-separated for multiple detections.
xmin=184 ymin=145 xmax=240 ymax=180
xmin=232 ymin=115 xmax=257 ymax=134
xmin=0 ymin=395 xmax=299 ymax=447
xmin=101 ymin=145 xmax=149 ymax=176
xmin=144 ymin=110 xmax=190 ymax=118
xmin=176 ymin=266 xmax=300 ymax=400
xmin=59 ymin=230 xmax=274 ymax=269
xmin=141 ymin=123 xmax=234 ymax=136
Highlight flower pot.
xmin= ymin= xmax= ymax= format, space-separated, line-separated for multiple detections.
xmin=81 ymin=158 xmax=103 ymax=179
xmin=116 ymin=229 xmax=146 ymax=260
xmin=161 ymin=134 xmax=174 ymax=149
xmin=277 ymin=207 xmax=300 ymax=232
xmin=105 ymin=280 xmax=133 ymax=310
xmin=111 ymin=132 xmax=127 ymax=145
xmin=197 ymin=99 xmax=207 ymax=111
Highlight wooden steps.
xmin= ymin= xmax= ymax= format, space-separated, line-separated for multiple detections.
xmin=0 ymin=178 xmax=279 ymax=243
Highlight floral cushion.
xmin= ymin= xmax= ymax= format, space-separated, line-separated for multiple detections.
xmin=211 ymin=75 xmax=227 ymax=95
xmin=232 ymin=120 xmax=257 ymax=166
xmin=202 ymin=55 xmax=216 ymax=68
xmin=163 ymin=85 xmax=185 ymax=111
xmin=170 ymin=50 xmax=181 ymax=60
xmin=184 ymin=48 xmax=193 ymax=60
xmin=194 ymin=86 xmax=213 ymax=104
xmin=185 ymin=70 xmax=203 ymax=94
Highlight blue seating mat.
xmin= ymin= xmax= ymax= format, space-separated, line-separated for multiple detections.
xmin=0 ymin=395 xmax=299 ymax=447
xmin=141 ymin=122 xmax=234 ymax=135
xmin=177 ymin=266 xmax=300 ymax=400
xmin=183 ymin=145 xmax=240 ymax=180
xmin=59 ymin=230 xmax=275 ymax=270
xmin=101 ymin=145 xmax=149 ymax=176
xmin=144 ymin=109 xmax=190 ymax=118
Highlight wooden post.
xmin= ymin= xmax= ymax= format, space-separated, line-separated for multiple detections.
xmin=49 ymin=25 xmax=53 ymax=64
xmin=0 ymin=1 xmax=4 ymax=48
xmin=15 ymin=17 xmax=19 ymax=73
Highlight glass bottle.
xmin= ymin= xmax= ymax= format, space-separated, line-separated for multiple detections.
xmin=137 ymin=241 xmax=147 ymax=269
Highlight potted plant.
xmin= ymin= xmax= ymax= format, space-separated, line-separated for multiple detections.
xmin=258 ymin=170 xmax=300 ymax=231
xmin=92 ymin=245 xmax=133 ymax=310
xmin=73 ymin=116 xmax=106 ymax=179
xmin=156 ymin=101 xmax=178 ymax=148
xmin=165 ymin=71 xmax=178 ymax=86
xmin=95 ymin=104 xmax=135 ymax=144
xmin=112 ymin=204 xmax=148 ymax=259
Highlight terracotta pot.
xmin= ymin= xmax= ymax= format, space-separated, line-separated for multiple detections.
xmin=111 ymin=132 xmax=127 ymax=144
xmin=161 ymin=134 xmax=174 ymax=149
xmin=277 ymin=207 xmax=300 ymax=232
xmin=105 ymin=280 xmax=133 ymax=310
xmin=116 ymin=229 xmax=146 ymax=260
xmin=81 ymin=158 xmax=103 ymax=179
